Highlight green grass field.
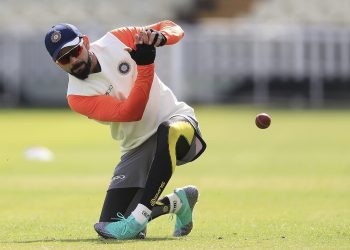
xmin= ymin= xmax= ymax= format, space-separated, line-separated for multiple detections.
xmin=0 ymin=106 xmax=349 ymax=249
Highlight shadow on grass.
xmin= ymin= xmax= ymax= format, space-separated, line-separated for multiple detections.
xmin=1 ymin=237 xmax=178 ymax=244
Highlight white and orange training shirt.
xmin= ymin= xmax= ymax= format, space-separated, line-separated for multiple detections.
xmin=66 ymin=20 xmax=195 ymax=154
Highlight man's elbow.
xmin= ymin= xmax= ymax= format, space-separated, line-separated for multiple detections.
xmin=129 ymin=111 xmax=144 ymax=121
xmin=124 ymin=108 xmax=145 ymax=122
xmin=97 ymin=113 xmax=142 ymax=122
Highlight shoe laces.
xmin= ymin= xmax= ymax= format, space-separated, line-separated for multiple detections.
xmin=115 ymin=212 xmax=129 ymax=236
xmin=116 ymin=212 xmax=126 ymax=221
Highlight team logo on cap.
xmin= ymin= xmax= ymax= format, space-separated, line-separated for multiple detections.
xmin=51 ymin=31 xmax=61 ymax=43
xmin=118 ymin=62 xmax=130 ymax=74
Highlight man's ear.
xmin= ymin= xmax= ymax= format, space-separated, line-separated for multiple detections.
xmin=83 ymin=35 xmax=90 ymax=49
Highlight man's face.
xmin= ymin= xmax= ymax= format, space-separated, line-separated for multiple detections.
xmin=56 ymin=40 xmax=91 ymax=80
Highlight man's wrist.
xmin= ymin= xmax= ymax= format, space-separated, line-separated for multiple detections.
xmin=136 ymin=64 xmax=155 ymax=73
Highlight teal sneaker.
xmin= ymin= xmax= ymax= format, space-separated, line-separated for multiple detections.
xmin=173 ymin=185 xmax=199 ymax=237
xmin=95 ymin=223 xmax=147 ymax=239
xmin=94 ymin=213 xmax=147 ymax=240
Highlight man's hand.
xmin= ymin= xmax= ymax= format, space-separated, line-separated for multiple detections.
xmin=125 ymin=34 xmax=156 ymax=65
xmin=137 ymin=29 xmax=167 ymax=47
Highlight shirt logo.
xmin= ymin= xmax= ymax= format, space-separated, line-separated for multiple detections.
xmin=118 ymin=62 xmax=130 ymax=74
xmin=111 ymin=175 xmax=126 ymax=181
xmin=105 ymin=84 xmax=113 ymax=96
xmin=51 ymin=31 xmax=61 ymax=43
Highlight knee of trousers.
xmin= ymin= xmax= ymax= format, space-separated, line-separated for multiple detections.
xmin=157 ymin=121 xmax=193 ymax=140
xmin=157 ymin=120 xmax=194 ymax=144
xmin=156 ymin=121 xmax=195 ymax=169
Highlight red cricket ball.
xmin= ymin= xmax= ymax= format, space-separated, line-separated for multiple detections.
xmin=255 ymin=113 xmax=271 ymax=129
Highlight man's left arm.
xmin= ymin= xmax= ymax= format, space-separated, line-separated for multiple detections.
xmin=145 ymin=20 xmax=184 ymax=46
xmin=111 ymin=20 xmax=184 ymax=49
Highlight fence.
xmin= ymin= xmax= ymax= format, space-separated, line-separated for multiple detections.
xmin=1 ymin=23 xmax=350 ymax=107
xmin=180 ymin=23 xmax=350 ymax=106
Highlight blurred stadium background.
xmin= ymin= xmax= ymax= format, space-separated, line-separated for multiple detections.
xmin=1 ymin=0 xmax=350 ymax=108
xmin=2 ymin=2 xmax=350 ymax=248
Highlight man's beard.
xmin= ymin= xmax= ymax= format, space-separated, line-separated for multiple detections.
xmin=70 ymin=55 xmax=92 ymax=80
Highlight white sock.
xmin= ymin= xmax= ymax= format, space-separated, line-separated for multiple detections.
xmin=131 ymin=204 xmax=152 ymax=225
xmin=167 ymin=192 xmax=183 ymax=214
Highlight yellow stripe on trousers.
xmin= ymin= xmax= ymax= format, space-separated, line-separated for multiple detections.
xmin=168 ymin=121 xmax=195 ymax=172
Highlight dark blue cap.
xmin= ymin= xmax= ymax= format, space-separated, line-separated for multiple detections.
xmin=45 ymin=23 xmax=83 ymax=61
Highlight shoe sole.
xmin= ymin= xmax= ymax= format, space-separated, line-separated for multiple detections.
xmin=174 ymin=185 xmax=199 ymax=237
xmin=94 ymin=222 xmax=116 ymax=239
xmin=94 ymin=223 xmax=147 ymax=240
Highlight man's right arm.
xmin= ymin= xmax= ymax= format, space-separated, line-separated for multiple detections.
xmin=67 ymin=42 xmax=156 ymax=122
xmin=67 ymin=64 xmax=154 ymax=122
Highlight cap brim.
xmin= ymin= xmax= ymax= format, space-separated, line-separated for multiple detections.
xmin=52 ymin=37 xmax=81 ymax=61
xmin=61 ymin=36 xmax=81 ymax=49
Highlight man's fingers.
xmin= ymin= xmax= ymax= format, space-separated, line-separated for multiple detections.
xmin=149 ymin=32 xmax=156 ymax=45
xmin=145 ymin=29 xmax=165 ymax=47
xmin=134 ymin=34 xmax=143 ymax=45
xmin=146 ymin=30 xmax=152 ymax=45
xmin=124 ymin=47 xmax=133 ymax=52
xmin=137 ymin=30 xmax=164 ymax=46
xmin=154 ymin=35 xmax=162 ymax=47
xmin=148 ymin=32 xmax=157 ymax=45
xmin=141 ymin=32 xmax=149 ymax=45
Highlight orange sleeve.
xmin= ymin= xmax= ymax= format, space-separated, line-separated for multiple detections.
xmin=110 ymin=20 xmax=184 ymax=49
xmin=67 ymin=64 xmax=154 ymax=122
